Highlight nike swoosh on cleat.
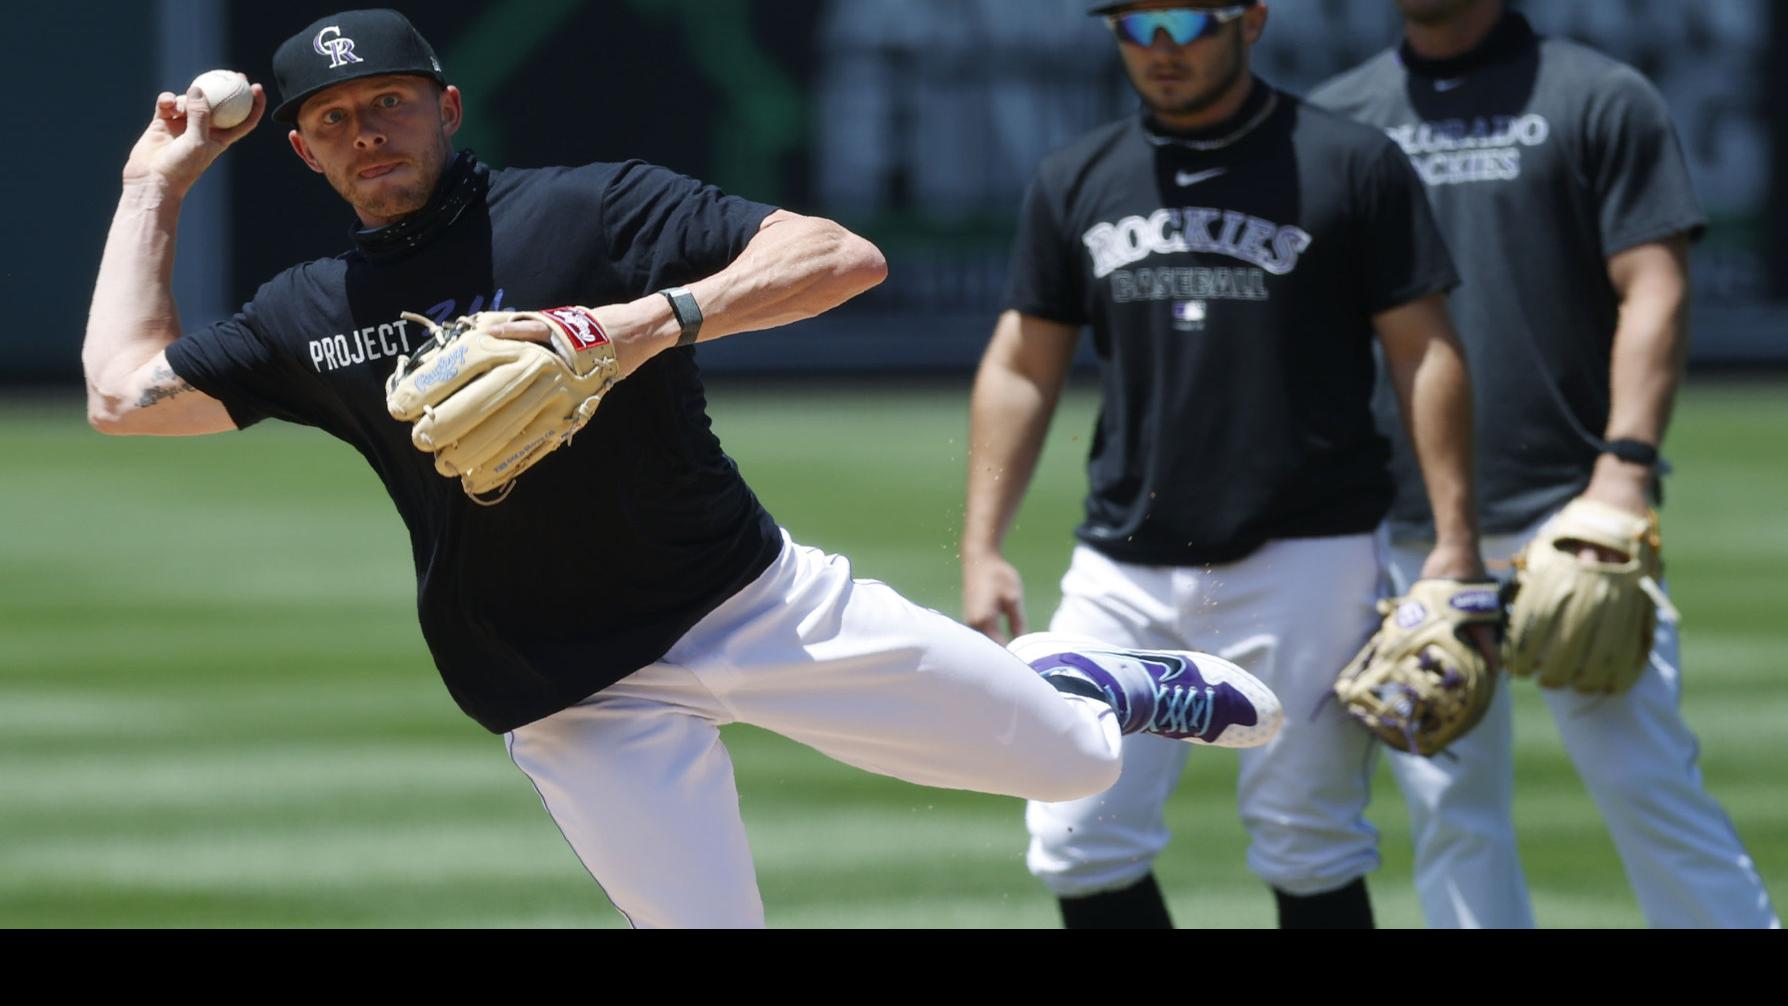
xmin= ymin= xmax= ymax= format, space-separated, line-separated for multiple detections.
xmin=1149 ymin=655 xmax=1187 ymax=683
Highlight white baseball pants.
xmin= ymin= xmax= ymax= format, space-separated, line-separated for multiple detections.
xmin=1383 ymin=522 xmax=1779 ymax=929
xmin=1025 ymin=535 xmax=1384 ymax=898
xmin=505 ymin=530 xmax=1122 ymax=928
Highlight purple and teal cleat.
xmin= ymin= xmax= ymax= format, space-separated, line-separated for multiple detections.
xmin=1011 ymin=632 xmax=1283 ymax=748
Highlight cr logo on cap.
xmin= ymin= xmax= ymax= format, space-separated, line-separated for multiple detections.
xmin=313 ymin=26 xmax=364 ymax=69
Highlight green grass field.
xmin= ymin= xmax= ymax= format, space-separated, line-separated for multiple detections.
xmin=1 ymin=379 xmax=1782 ymax=928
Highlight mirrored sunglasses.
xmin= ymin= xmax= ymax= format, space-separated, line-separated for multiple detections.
xmin=1105 ymin=6 xmax=1251 ymax=47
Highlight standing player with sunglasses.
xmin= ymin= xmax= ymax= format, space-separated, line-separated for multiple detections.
xmin=1312 ymin=0 xmax=1778 ymax=928
xmin=965 ymin=0 xmax=1490 ymax=927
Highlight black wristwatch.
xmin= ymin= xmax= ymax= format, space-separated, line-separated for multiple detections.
xmin=1603 ymin=438 xmax=1660 ymax=467
xmin=659 ymin=286 xmax=703 ymax=347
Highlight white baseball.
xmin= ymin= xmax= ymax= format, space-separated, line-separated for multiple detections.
xmin=191 ymin=69 xmax=253 ymax=130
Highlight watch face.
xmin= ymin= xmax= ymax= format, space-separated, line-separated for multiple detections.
xmin=663 ymin=289 xmax=698 ymax=321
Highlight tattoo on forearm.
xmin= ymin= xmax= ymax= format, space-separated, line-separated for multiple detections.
xmin=135 ymin=363 xmax=193 ymax=409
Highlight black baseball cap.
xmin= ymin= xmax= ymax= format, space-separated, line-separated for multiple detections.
xmin=271 ymin=9 xmax=446 ymax=124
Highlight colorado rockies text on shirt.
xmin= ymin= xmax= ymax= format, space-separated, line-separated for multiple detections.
xmin=1002 ymin=85 xmax=1458 ymax=566
xmin=1307 ymin=10 xmax=1705 ymax=539
xmin=1084 ymin=208 xmax=1313 ymax=279
xmin=1383 ymin=114 xmax=1550 ymax=186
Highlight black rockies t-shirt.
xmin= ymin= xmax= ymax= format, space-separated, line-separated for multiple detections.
xmin=1006 ymin=81 xmax=1458 ymax=566
xmin=165 ymin=153 xmax=782 ymax=733
xmin=1312 ymin=13 xmax=1706 ymax=539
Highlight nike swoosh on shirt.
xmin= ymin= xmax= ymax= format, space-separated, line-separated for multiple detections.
xmin=1175 ymin=167 xmax=1227 ymax=187
xmin=1434 ymin=77 xmax=1466 ymax=92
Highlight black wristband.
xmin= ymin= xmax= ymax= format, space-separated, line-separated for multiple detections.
xmin=1603 ymin=438 xmax=1660 ymax=467
xmin=659 ymin=286 xmax=703 ymax=347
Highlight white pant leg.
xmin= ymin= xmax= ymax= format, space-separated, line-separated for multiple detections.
xmin=506 ymin=531 xmax=1126 ymax=928
xmin=685 ymin=534 xmax=1124 ymax=802
xmin=1026 ymin=551 xmax=1192 ymax=896
xmin=1382 ymin=533 xmax=1534 ymax=928
xmin=1225 ymin=536 xmax=1384 ymax=895
xmin=1025 ymin=538 xmax=1384 ymax=898
xmin=506 ymin=666 xmax=763 ymax=929
xmin=1544 ymin=607 xmax=1779 ymax=928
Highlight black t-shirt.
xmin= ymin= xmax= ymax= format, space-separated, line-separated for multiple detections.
xmin=1005 ymin=82 xmax=1458 ymax=566
xmin=165 ymin=154 xmax=782 ymax=733
xmin=1312 ymin=13 xmax=1706 ymax=538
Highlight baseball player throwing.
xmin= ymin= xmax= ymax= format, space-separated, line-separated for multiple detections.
xmin=82 ymin=8 xmax=1283 ymax=928
xmin=964 ymin=0 xmax=1489 ymax=928
xmin=1313 ymin=0 xmax=1778 ymax=929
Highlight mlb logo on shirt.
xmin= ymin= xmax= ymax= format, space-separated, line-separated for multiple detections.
xmin=1172 ymin=300 xmax=1207 ymax=332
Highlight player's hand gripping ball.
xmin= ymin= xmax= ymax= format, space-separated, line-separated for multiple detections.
xmin=190 ymin=70 xmax=254 ymax=129
xmin=1505 ymin=498 xmax=1678 ymax=694
xmin=1333 ymin=579 xmax=1502 ymax=756
xmin=386 ymin=308 xmax=620 ymax=501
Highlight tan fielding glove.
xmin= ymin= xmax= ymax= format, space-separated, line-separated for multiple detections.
xmin=386 ymin=307 xmax=620 ymax=500
xmin=1506 ymin=498 xmax=1679 ymax=694
xmin=1334 ymin=579 xmax=1502 ymax=756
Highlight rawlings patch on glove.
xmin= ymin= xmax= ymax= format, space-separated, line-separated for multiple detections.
xmin=1506 ymin=498 xmax=1679 ymax=694
xmin=1334 ymin=579 xmax=1502 ymax=757
xmin=386 ymin=307 xmax=620 ymax=501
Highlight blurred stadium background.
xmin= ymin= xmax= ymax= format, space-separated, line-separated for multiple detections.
xmin=1 ymin=1 xmax=1782 ymax=927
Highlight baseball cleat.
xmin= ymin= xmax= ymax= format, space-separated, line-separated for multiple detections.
xmin=1010 ymin=632 xmax=1282 ymax=748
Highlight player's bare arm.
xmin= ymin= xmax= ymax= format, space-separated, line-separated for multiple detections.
xmin=1375 ymin=293 xmax=1485 ymax=580
xmin=962 ymin=310 xmax=1081 ymax=642
xmin=90 ymin=352 xmax=235 ymax=437
xmin=680 ymin=209 xmax=888 ymax=339
xmin=487 ymin=209 xmax=887 ymax=378
xmin=1583 ymin=234 xmax=1693 ymax=516
xmin=85 ymin=83 xmax=267 ymax=436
